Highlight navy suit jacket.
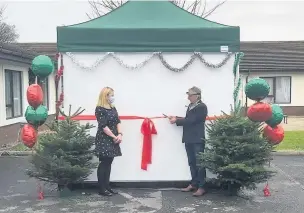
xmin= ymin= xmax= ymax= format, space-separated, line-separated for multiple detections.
xmin=175 ymin=101 xmax=208 ymax=144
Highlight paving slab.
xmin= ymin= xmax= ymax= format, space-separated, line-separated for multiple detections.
xmin=0 ymin=156 xmax=304 ymax=213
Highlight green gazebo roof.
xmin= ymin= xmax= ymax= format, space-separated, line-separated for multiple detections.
xmin=57 ymin=1 xmax=240 ymax=52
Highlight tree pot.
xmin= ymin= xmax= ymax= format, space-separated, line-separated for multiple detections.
xmin=57 ymin=184 xmax=74 ymax=197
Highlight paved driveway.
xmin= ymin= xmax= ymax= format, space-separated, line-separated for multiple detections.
xmin=0 ymin=156 xmax=304 ymax=213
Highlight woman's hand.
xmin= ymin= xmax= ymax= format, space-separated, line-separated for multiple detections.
xmin=116 ymin=134 xmax=122 ymax=143
xmin=113 ymin=135 xmax=122 ymax=144
xmin=112 ymin=136 xmax=119 ymax=143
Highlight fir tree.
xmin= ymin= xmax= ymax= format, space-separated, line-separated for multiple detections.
xmin=26 ymin=105 xmax=97 ymax=190
xmin=199 ymin=110 xmax=275 ymax=195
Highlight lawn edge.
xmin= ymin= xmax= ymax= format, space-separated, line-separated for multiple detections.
xmin=272 ymin=150 xmax=304 ymax=156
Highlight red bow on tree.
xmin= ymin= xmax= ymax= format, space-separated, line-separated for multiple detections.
xmin=263 ymin=183 xmax=271 ymax=197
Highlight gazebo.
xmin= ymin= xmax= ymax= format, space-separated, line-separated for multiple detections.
xmin=56 ymin=1 xmax=242 ymax=183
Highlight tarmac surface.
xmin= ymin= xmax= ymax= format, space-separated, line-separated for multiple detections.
xmin=0 ymin=156 xmax=304 ymax=213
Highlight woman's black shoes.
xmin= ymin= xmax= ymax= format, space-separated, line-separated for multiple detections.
xmin=98 ymin=190 xmax=113 ymax=196
xmin=107 ymin=188 xmax=118 ymax=194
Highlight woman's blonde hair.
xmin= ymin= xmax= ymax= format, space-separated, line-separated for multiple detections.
xmin=97 ymin=87 xmax=114 ymax=108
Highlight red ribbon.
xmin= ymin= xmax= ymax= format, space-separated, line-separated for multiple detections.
xmin=58 ymin=115 xmax=163 ymax=170
xmin=58 ymin=114 xmax=222 ymax=171
xmin=140 ymin=118 xmax=157 ymax=170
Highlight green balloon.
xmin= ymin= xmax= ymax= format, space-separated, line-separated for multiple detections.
xmin=265 ymin=104 xmax=284 ymax=127
xmin=25 ymin=105 xmax=48 ymax=127
xmin=31 ymin=55 xmax=54 ymax=78
xmin=245 ymin=78 xmax=270 ymax=101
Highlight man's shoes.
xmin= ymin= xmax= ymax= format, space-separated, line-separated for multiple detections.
xmin=181 ymin=185 xmax=196 ymax=192
xmin=107 ymin=188 xmax=118 ymax=194
xmin=192 ymin=188 xmax=207 ymax=197
xmin=98 ymin=190 xmax=113 ymax=196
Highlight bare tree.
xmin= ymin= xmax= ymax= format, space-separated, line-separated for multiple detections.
xmin=87 ymin=0 xmax=227 ymax=19
xmin=0 ymin=6 xmax=19 ymax=43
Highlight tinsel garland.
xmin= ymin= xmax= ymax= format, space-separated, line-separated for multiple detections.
xmin=55 ymin=53 xmax=64 ymax=108
xmin=233 ymin=52 xmax=244 ymax=112
xmin=66 ymin=52 xmax=233 ymax=72
xmin=61 ymin=51 xmax=244 ymax=112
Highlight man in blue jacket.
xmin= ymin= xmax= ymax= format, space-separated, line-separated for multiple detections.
xmin=169 ymin=86 xmax=208 ymax=197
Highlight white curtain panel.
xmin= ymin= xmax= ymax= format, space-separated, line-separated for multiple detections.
xmin=275 ymin=77 xmax=291 ymax=103
xmin=12 ymin=72 xmax=22 ymax=117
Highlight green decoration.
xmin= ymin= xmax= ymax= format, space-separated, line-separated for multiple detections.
xmin=32 ymin=55 xmax=54 ymax=78
xmin=245 ymin=78 xmax=270 ymax=101
xmin=25 ymin=105 xmax=48 ymax=127
xmin=233 ymin=52 xmax=244 ymax=112
xmin=266 ymin=104 xmax=284 ymax=127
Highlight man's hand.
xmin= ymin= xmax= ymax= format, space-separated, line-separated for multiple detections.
xmin=168 ymin=116 xmax=177 ymax=124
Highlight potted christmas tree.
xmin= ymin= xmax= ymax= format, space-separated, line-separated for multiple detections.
xmin=199 ymin=109 xmax=276 ymax=196
xmin=26 ymin=105 xmax=97 ymax=195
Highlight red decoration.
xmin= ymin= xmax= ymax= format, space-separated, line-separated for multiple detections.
xmin=263 ymin=125 xmax=284 ymax=144
xmin=55 ymin=53 xmax=60 ymax=60
xmin=20 ymin=124 xmax=37 ymax=148
xmin=247 ymin=102 xmax=272 ymax=122
xmin=55 ymin=65 xmax=64 ymax=81
xmin=37 ymin=183 xmax=44 ymax=200
xmin=141 ymin=118 xmax=157 ymax=170
xmin=56 ymin=92 xmax=64 ymax=108
xmin=263 ymin=183 xmax=271 ymax=197
xmin=27 ymin=84 xmax=43 ymax=109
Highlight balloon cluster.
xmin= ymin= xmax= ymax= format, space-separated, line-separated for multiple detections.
xmin=245 ymin=78 xmax=284 ymax=145
xmin=20 ymin=55 xmax=54 ymax=148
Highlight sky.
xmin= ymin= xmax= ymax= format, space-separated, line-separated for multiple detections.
xmin=1 ymin=0 xmax=304 ymax=42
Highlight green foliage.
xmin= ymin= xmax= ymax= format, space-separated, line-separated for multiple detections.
xmin=26 ymin=106 xmax=97 ymax=186
xmin=199 ymin=110 xmax=275 ymax=193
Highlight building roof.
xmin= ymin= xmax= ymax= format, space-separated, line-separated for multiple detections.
xmin=0 ymin=43 xmax=36 ymax=64
xmin=57 ymin=1 xmax=240 ymax=53
xmin=14 ymin=41 xmax=304 ymax=72
xmin=16 ymin=43 xmax=56 ymax=59
xmin=240 ymin=41 xmax=304 ymax=72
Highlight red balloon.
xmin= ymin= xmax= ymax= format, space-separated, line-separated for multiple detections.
xmin=263 ymin=125 xmax=284 ymax=145
xmin=27 ymin=84 xmax=43 ymax=109
xmin=20 ymin=124 xmax=37 ymax=148
xmin=247 ymin=102 xmax=272 ymax=122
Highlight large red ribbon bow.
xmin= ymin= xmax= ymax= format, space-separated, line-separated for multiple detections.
xmin=140 ymin=118 xmax=157 ymax=170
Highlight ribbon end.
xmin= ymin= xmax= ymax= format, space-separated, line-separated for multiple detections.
xmin=141 ymin=163 xmax=148 ymax=171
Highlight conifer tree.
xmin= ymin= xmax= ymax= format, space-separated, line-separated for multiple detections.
xmin=199 ymin=110 xmax=275 ymax=195
xmin=26 ymin=105 xmax=97 ymax=190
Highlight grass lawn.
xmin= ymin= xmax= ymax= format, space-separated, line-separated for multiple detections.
xmin=275 ymin=131 xmax=304 ymax=151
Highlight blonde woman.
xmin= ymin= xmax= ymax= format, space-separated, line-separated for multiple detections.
xmin=95 ymin=87 xmax=122 ymax=196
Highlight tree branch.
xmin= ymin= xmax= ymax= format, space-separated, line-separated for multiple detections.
xmin=0 ymin=5 xmax=19 ymax=43
xmin=87 ymin=0 xmax=227 ymax=19
xmin=203 ymin=0 xmax=227 ymax=18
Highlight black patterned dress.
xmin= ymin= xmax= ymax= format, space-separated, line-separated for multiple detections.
xmin=95 ymin=106 xmax=122 ymax=158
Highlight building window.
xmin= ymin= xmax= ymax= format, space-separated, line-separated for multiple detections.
xmin=5 ymin=70 xmax=23 ymax=119
xmin=28 ymin=69 xmax=49 ymax=108
xmin=39 ymin=79 xmax=49 ymax=108
xmin=260 ymin=76 xmax=291 ymax=104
